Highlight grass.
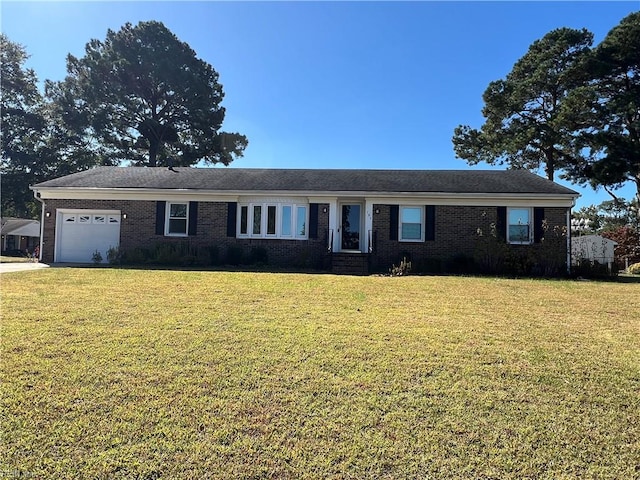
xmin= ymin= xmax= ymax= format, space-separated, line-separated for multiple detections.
xmin=1 ymin=269 xmax=639 ymax=479
xmin=0 ymin=255 xmax=32 ymax=263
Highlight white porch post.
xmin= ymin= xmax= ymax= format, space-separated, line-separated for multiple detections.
xmin=364 ymin=199 xmax=374 ymax=253
xmin=328 ymin=198 xmax=339 ymax=252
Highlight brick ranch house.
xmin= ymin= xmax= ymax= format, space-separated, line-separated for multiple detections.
xmin=30 ymin=167 xmax=579 ymax=275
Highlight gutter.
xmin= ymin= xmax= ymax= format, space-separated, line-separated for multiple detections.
xmin=566 ymin=198 xmax=576 ymax=276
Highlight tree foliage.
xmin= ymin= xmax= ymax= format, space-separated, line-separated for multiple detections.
xmin=564 ymin=12 xmax=640 ymax=202
xmin=1 ymin=35 xmax=102 ymax=218
xmin=572 ymin=198 xmax=640 ymax=233
xmin=0 ymin=34 xmax=46 ymax=218
xmin=48 ymin=21 xmax=247 ymax=167
xmin=452 ymin=28 xmax=593 ymax=181
xmin=602 ymin=226 xmax=640 ymax=267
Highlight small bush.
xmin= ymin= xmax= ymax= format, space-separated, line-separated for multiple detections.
xmin=628 ymin=262 xmax=640 ymax=275
xmin=106 ymin=246 xmax=121 ymax=265
xmin=390 ymin=257 xmax=412 ymax=276
xmin=121 ymin=247 xmax=148 ymax=265
xmin=573 ymin=259 xmax=616 ymax=278
xmin=205 ymin=245 xmax=220 ymax=266
xmin=294 ymin=248 xmax=314 ymax=269
xmin=248 ymin=247 xmax=269 ymax=265
xmin=445 ymin=253 xmax=476 ymax=274
xmin=91 ymin=250 xmax=103 ymax=264
xmin=226 ymin=245 xmax=243 ymax=266
xmin=411 ymin=257 xmax=442 ymax=274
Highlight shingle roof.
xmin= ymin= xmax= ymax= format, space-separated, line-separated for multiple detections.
xmin=0 ymin=218 xmax=40 ymax=236
xmin=32 ymin=166 xmax=578 ymax=195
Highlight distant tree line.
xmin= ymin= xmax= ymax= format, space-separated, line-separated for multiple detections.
xmin=1 ymin=21 xmax=247 ymax=218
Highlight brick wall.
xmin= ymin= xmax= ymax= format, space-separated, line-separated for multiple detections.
xmin=41 ymin=199 xmax=331 ymax=268
xmin=41 ymin=199 xmax=569 ymax=275
xmin=370 ymin=204 xmax=569 ymax=273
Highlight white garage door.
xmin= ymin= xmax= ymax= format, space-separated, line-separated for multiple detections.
xmin=56 ymin=210 xmax=121 ymax=263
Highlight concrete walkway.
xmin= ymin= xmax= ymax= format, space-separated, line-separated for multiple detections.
xmin=0 ymin=262 xmax=50 ymax=273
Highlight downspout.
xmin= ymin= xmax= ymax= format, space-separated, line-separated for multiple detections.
xmin=32 ymin=188 xmax=45 ymax=262
xmin=566 ymin=201 xmax=575 ymax=276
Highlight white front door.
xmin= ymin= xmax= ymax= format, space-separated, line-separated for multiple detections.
xmin=56 ymin=210 xmax=121 ymax=263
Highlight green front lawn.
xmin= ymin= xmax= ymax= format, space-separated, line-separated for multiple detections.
xmin=1 ymin=270 xmax=638 ymax=479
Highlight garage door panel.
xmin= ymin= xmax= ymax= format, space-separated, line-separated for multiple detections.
xmin=57 ymin=210 xmax=120 ymax=263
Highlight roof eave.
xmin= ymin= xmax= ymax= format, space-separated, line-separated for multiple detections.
xmin=31 ymin=186 xmax=578 ymax=207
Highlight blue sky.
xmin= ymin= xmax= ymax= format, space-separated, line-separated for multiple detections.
xmin=2 ymin=1 xmax=638 ymax=208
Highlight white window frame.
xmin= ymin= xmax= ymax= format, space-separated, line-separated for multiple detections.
xmin=507 ymin=207 xmax=533 ymax=245
xmin=239 ymin=205 xmax=249 ymax=235
xmin=266 ymin=205 xmax=278 ymax=236
xmin=237 ymin=202 xmax=308 ymax=240
xmin=281 ymin=205 xmax=293 ymax=237
xmin=399 ymin=206 xmax=424 ymax=242
xmin=165 ymin=202 xmax=189 ymax=237
xmin=295 ymin=205 xmax=307 ymax=238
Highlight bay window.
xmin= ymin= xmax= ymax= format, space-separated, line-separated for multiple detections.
xmin=238 ymin=202 xmax=308 ymax=239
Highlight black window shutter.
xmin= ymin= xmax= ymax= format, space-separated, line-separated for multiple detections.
xmin=309 ymin=204 xmax=319 ymax=239
xmin=188 ymin=201 xmax=198 ymax=236
xmin=390 ymin=205 xmax=399 ymax=241
xmin=425 ymin=205 xmax=435 ymax=241
xmin=534 ymin=207 xmax=544 ymax=243
xmin=496 ymin=206 xmax=507 ymax=242
xmin=227 ymin=202 xmax=237 ymax=237
xmin=155 ymin=201 xmax=166 ymax=235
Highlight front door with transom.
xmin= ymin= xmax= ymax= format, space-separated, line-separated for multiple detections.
xmin=340 ymin=203 xmax=362 ymax=251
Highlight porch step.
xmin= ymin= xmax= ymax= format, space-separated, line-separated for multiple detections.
xmin=331 ymin=253 xmax=369 ymax=275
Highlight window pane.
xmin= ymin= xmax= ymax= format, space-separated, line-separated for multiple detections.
xmin=508 ymin=208 xmax=529 ymax=225
xmin=402 ymin=223 xmax=422 ymax=240
xmin=282 ymin=206 xmax=292 ymax=236
xmin=509 ymin=225 xmax=530 ymax=242
xmin=296 ymin=206 xmax=306 ymax=237
xmin=240 ymin=206 xmax=248 ymax=235
xmin=267 ymin=205 xmax=276 ymax=235
xmin=402 ymin=207 xmax=422 ymax=224
xmin=400 ymin=207 xmax=422 ymax=240
xmin=170 ymin=203 xmax=187 ymax=218
xmin=253 ymin=205 xmax=262 ymax=235
xmin=169 ymin=218 xmax=187 ymax=234
xmin=508 ymin=208 xmax=530 ymax=242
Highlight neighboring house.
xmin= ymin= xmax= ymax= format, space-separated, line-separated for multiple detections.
xmin=1 ymin=217 xmax=40 ymax=255
xmin=30 ymin=167 xmax=579 ymax=274
xmin=571 ymin=235 xmax=618 ymax=272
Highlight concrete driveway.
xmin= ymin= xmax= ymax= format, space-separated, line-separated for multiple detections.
xmin=0 ymin=262 xmax=50 ymax=273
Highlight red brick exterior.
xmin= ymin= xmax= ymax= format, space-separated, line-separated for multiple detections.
xmin=370 ymin=204 xmax=569 ymax=274
xmin=40 ymin=199 xmax=331 ymax=269
xmin=40 ymin=199 xmax=569 ymax=275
